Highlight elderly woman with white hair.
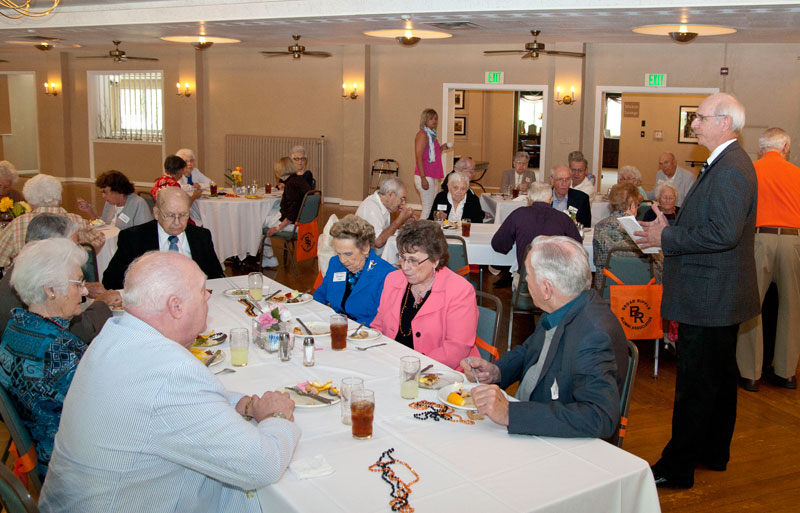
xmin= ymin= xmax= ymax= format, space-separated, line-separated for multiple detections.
xmin=643 ymin=180 xmax=680 ymax=224
xmin=427 ymin=171 xmax=486 ymax=223
xmin=175 ymin=148 xmax=211 ymax=190
xmin=0 ymin=174 xmax=105 ymax=268
xmin=0 ymin=160 xmax=23 ymax=202
xmin=617 ymin=165 xmax=649 ymax=201
xmin=261 ymin=157 xmax=312 ymax=267
xmin=288 ymin=145 xmax=315 ymax=189
xmin=0 ymin=238 xmax=90 ymax=478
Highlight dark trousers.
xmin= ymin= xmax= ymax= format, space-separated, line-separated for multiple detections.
xmin=656 ymin=323 xmax=740 ymax=483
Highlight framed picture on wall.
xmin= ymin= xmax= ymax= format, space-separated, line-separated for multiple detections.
xmin=454 ymin=90 xmax=465 ymax=110
xmin=678 ymin=106 xmax=699 ymax=144
xmin=453 ymin=116 xmax=466 ymax=136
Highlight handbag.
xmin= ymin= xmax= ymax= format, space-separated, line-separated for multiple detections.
xmin=603 ymin=269 xmax=663 ymax=340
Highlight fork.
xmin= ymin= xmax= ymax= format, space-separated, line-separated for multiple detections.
xmin=356 ymin=342 xmax=387 ymax=351
xmin=214 ymin=368 xmax=235 ymax=375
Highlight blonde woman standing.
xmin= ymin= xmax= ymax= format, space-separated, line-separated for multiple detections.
xmin=414 ymin=108 xmax=450 ymax=220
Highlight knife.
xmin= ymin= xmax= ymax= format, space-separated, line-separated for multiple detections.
xmin=204 ymin=349 xmax=223 ymax=367
xmin=287 ymin=386 xmax=334 ymax=404
xmin=296 ymin=318 xmax=313 ymax=335
xmin=264 ymin=290 xmax=281 ymax=301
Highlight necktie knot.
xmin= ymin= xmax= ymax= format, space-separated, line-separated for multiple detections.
xmin=186 ymin=174 xmax=193 ymax=185
xmin=168 ymin=235 xmax=179 ymax=252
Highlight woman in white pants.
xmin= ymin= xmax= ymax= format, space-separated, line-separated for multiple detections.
xmin=414 ymin=108 xmax=450 ymax=220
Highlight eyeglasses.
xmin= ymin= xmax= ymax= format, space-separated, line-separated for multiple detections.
xmin=68 ymin=279 xmax=86 ymax=288
xmin=694 ymin=114 xmax=726 ymax=122
xmin=513 ymin=160 xmax=528 ymax=165
xmin=553 ymin=178 xmax=571 ymax=184
xmin=161 ymin=213 xmax=190 ymax=222
xmin=292 ymin=157 xmax=307 ymax=161
xmin=397 ymin=254 xmax=430 ymax=268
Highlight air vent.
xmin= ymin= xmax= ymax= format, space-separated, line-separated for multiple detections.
xmin=426 ymin=21 xmax=481 ymax=30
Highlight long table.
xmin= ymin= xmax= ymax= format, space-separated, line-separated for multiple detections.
xmin=205 ymin=275 xmax=660 ymax=513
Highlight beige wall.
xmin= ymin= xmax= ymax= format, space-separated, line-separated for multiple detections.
xmin=2 ymin=74 xmax=39 ymax=171
xmin=618 ymin=93 xmax=708 ymax=189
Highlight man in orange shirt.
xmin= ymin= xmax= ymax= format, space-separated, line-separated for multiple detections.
xmin=737 ymin=127 xmax=800 ymax=391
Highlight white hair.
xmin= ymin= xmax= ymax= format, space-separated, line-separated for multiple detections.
xmin=290 ymin=145 xmax=306 ymax=156
xmin=0 ymin=160 xmax=19 ymax=184
xmin=378 ymin=177 xmax=404 ymax=196
xmin=22 ymin=174 xmax=62 ymax=207
xmin=529 ymin=235 xmax=591 ymax=297
xmin=454 ymin=157 xmax=475 ymax=172
xmin=121 ymin=251 xmax=197 ymax=314
xmin=175 ymin=148 xmax=195 ymax=161
xmin=759 ymin=127 xmax=790 ymax=154
xmin=527 ymin=182 xmax=553 ymax=204
xmin=618 ymin=165 xmax=642 ymax=185
xmin=25 ymin=213 xmax=77 ymax=242
xmin=513 ymin=152 xmax=530 ymax=162
xmin=712 ymin=93 xmax=746 ymax=133
xmin=11 ymin=238 xmax=87 ymax=307
xmin=654 ymin=180 xmax=679 ymax=203
xmin=447 ymin=171 xmax=469 ymax=188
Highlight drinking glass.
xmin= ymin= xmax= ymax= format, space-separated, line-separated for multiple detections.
xmin=340 ymin=377 xmax=364 ymax=425
xmin=350 ymin=389 xmax=375 ymax=439
xmin=330 ymin=314 xmax=347 ymax=351
xmin=248 ymin=272 xmax=263 ymax=300
xmin=460 ymin=219 xmax=471 ymax=237
xmin=230 ymin=328 xmax=249 ymax=367
xmin=400 ymin=356 xmax=420 ymax=399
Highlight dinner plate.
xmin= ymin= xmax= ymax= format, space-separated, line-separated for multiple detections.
xmin=192 ymin=333 xmax=224 ymax=348
xmin=223 ymin=288 xmax=250 ymax=298
xmin=438 ymin=383 xmax=479 ymax=411
xmin=347 ymin=328 xmax=381 ymax=342
xmin=418 ymin=369 xmax=465 ymax=390
xmin=192 ymin=349 xmax=225 ymax=367
xmin=282 ymin=386 xmax=341 ymax=408
xmin=290 ymin=321 xmax=330 ymax=336
xmin=270 ymin=293 xmax=313 ymax=305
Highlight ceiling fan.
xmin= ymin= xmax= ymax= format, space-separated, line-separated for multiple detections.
xmin=77 ymin=40 xmax=158 ymax=62
xmin=260 ymin=35 xmax=331 ymax=59
xmin=484 ymin=30 xmax=585 ymax=59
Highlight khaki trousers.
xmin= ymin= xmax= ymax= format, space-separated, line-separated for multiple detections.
xmin=736 ymin=231 xmax=800 ymax=379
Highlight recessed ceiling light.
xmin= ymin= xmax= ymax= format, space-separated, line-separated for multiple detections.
xmin=365 ymin=16 xmax=452 ymax=46
xmin=161 ymin=36 xmax=241 ymax=44
xmin=633 ymin=24 xmax=736 ymax=39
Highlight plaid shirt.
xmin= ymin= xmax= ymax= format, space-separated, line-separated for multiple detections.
xmin=0 ymin=206 xmax=105 ymax=268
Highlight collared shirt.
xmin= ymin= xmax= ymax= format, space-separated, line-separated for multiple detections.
xmin=355 ymin=191 xmax=391 ymax=255
xmin=156 ymin=223 xmax=192 ymax=257
xmin=552 ymin=190 xmax=568 ymax=212
xmin=151 ymin=175 xmax=181 ymax=199
xmin=754 ymin=151 xmax=800 ymax=228
xmin=446 ymin=192 xmax=466 ymax=223
xmin=539 ymin=294 xmax=582 ymax=330
xmin=178 ymin=168 xmax=211 ymax=189
xmin=571 ymin=179 xmax=595 ymax=201
xmin=0 ymin=206 xmax=106 ymax=268
xmin=706 ymin=138 xmax=737 ymax=167
xmin=653 ymin=166 xmax=695 ymax=207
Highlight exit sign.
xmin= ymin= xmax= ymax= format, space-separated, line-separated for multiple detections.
xmin=485 ymin=71 xmax=504 ymax=84
xmin=646 ymin=74 xmax=667 ymax=87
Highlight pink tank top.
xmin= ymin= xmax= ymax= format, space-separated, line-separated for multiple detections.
xmin=414 ymin=129 xmax=444 ymax=179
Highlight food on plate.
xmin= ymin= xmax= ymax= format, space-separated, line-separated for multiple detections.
xmin=273 ymin=290 xmax=305 ymax=304
xmin=446 ymin=388 xmax=474 ymax=408
xmin=89 ymin=219 xmax=106 ymax=227
xmin=419 ymin=373 xmax=440 ymax=387
xmin=189 ymin=347 xmax=214 ymax=362
xmin=298 ymin=380 xmax=333 ymax=395
xmin=245 ymin=195 xmax=261 ymax=199
xmin=350 ymin=330 xmax=370 ymax=340
xmin=193 ymin=331 xmax=217 ymax=347
xmin=227 ymin=289 xmax=249 ymax=296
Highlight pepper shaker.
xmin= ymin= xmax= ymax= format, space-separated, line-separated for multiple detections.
xmin=303 ymin=337 xmax=315 ymax=367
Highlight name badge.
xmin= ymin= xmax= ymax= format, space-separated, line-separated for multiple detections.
xmin=118 ymin=213 xmax=130 ymax=224
xmin=550 ymin=378 xmax=559 ymax=401
xmin=437 ymin=204 xmax=447 ymax=211
xmin=333 ymin=272 xmax=346 ymax=282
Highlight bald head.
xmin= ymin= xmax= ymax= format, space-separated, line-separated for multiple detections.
xmin=549 ymin=164 xmax=572 ymax=198
xmin=658 ymin=152 xmax=678 ymax=177
xmin=154 ymin=187 xmax=191 ymax=236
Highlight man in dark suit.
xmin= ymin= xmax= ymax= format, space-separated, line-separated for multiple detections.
xmin=462 ymin=236 xmax=628 ymax=439
xmin=102 ymin=187 xmax=224 ymax=290
xmin=638 ymin=93 xmax=758 ymax=489
xmin=550 ymin=165 xmax=591 ymax=227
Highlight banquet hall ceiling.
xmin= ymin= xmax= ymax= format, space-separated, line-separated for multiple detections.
xmin=1 ymin=0 xmax=799 ymax=52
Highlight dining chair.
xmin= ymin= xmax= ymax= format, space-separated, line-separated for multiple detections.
xmin=475 ymin=291 xmax=502 ymax=362
xmin=0 ymin=462 xmax=39 ymax=513
xmin=264 ymin=190 xmax=321 ymax=278
xmin=507 ymin=245 xmax=542 ymax=352
xmin=136 ymin=190 xmax=155 ymax=211
xmin=0 ymin=385 xmax=41 ymax=494
xmin=636 ymin=202 xmax=653 ymax=221
xmin=469 ymin=161 xmax=489 ymax=193
xmin=369 ymin=159 xmax=399 ymax=192
xmin=79 ymin=242 xmax=99 ymax=283
xmin=444 ymin=235 xmax=480 ymax=291
xmin=616 ymin=339 xmax=640 ymax=448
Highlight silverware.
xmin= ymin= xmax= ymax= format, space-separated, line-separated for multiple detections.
xmin=296 ymin=318 xmax=313 ymax=335
xmin=356 ymin=342 xmax=387 ymax=351
xmin=287 ymin=386 xmax=334 ymax=404
xmin=350 ymin=322 xmax=365 ymax=337
xmin=214 ymin=368 xmax=235 ymax=375
xmin=419 ymin=364 xmax=434 ymax=376
xmin=466 ymin=357 xmax=480 ymax=384
xmin=204 ymin=349 xmax=223 ymax=367
xmin=263 ymin=290 xmax=280 ymax=301
xmin=209 ymin=332 xmax=227 ymax=343
xmin=245 ymin=296 xmax=263 ymax=314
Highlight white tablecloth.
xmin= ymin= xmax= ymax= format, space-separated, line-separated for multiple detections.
xmin=592 ymin=200 xmax=612 ymax=226
xmin=202 ymin=275 xmax=659 ymax=513
xmin=480 ymin=194 xmax=527 ymax=225
xmin=94 ymin=225 xmax=120 ymax=279
xmin=195 ymin=193 xmax=282 ymax=262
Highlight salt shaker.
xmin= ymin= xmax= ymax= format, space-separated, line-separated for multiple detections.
xmin=303 ymin=337 xmax=315 ymax=367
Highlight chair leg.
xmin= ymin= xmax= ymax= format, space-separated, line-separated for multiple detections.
xmin=653 ymin=338 xmax=660 ymax=378
xmin=507 ymin=311 xmax=514 ymax=353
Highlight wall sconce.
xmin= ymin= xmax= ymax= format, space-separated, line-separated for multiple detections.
xmin=43 ymin=82 xmax=58 ymax=96
xmin=555 ymin=86 xmax=577 ymax=106
xmin=342 ymin=82 xmax=359 ymax=100
xmin=176 ymin=82 xmax=191 ymax=97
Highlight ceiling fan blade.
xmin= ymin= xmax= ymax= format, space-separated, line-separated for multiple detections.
xmin=521 ymin=53 xmax=533 ymax=59
xmin=542 ymin=50 xmax=586 ymax=58
xmin=303 ymin=51 xmax=332 ymax=58
xmin=484 ymin=50 xmax=527 ymax=55
xmin=76 ymin=55 xmax=112 ymax=59
xmin=126 ymin=56 xmax=159 ymax=61
xmin=260 ymin=51 xmax=290 ymax=57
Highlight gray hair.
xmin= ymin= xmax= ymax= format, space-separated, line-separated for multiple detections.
xmin=513 ymin=152 xmax=530 ymax=162
xmin=290 ymin=145 xmax=306 ymax=156
xmin=25 ymin=214 xmax=76 ymax=242
xmin=122 ymin=251 xmax=197 ymax=314
xmin=712 ymin=93 xmax=745 ymax=133
xmin=0 ymin=160 xmax=19 ymax=184
xmin=759 ymin=127 xmax=790 ymax=154
xmin=568 ymin=150 xmax=588 ymax=167
xmin=22 ymin=174 xmax=62 ymax=207
xmin=175 ymin=148 xmax=195 ymax=162
xmin=549 ymin=164 xmax=570 ymax=179
xmin=447 ymin=172 xmax=468 ymax=188
xmin=618 ymin=165 xmax=642 ymax=185
xmin=527 ymin=182 xmax=553 ymax=204
xmin=528 ymin=235 xmax=591 ymax=297
xmin=378 ymin=177 xmax=404 ymax=196
xmin=10 ymin=238 xmax=87 ymax=307
xmin=654 ymin=180 xmax=679 ymax=203
xmin=454 ymin=157 xmax=475 ymax=172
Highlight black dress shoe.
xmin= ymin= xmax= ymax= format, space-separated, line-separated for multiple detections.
xmin=493 ymin=273 xmax=512 ymax=288
xmin=651 ymin=466 xmax=693 ymax=489
xmin=738 ymin=377 xmax=759 ymax=392
xmin=765 ymin=368 xmax=797 ymax=389
xmin=701 ymin=460 xmax=727 ymax=472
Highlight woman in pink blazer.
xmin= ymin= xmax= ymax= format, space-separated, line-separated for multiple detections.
xmin=371 ymin=220 xmax=479 ymax=370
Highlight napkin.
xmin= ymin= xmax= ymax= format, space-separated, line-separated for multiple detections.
xmin=289 ymin=455 xmax=335 ymax=479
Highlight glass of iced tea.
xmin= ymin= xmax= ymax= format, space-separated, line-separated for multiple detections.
xmin=511 ymin=185 xmax=520 ymax=199
xmin=229 ymin=328 xmax=249 ymax=367
xmin=265 ymin=183 xmax=272 ymax=194
xmin=330 ymin=314 xmax=347 ymax=351
xmin=460 ymin=219 xmax=471 ymax=238
xmin=209 ymin=182 xmax=218 ymax=196
xmin=350 ymin=389 xmax=375 ymax=439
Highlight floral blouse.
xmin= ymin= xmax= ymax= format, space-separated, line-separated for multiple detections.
xmin=592 ymin=210 xmax=662 ymax=289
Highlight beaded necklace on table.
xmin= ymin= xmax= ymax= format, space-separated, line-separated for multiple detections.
xmin=369 ymin=448 xmax=420 ymax=513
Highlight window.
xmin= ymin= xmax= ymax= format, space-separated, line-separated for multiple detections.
xmin=604 ymin=94 xmax=622 ymax=138
xmin=93 ymin=71 xmax=163 ymax=142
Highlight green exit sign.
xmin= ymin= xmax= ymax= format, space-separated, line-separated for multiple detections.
xmin=646 ymin=73 xmax=667 ymax=87
xmin=485 ymin=71 xmax=504 ymax=84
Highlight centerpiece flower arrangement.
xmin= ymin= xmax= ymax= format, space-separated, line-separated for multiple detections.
xmin=254 ymin=301 xmax=292 ymax=352
xmin=0 ymin=197 xmax=31 ymax=223
xmin=225 ymin=166 xmax=243 ymax=188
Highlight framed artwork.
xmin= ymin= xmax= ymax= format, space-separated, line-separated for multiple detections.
xmin=454 ymin=89 xmax=465 ymax=110
xmin=678 ymin=106 xmax=698 ymax=144
xmin=453 ymin=116 xmax=466 ymax=136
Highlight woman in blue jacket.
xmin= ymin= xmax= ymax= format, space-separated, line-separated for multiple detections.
xmin=314 ymin=214 xmax=394 ymax=325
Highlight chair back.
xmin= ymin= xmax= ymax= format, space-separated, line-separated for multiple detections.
xmin=0 ymin=385 xmax=41 ymax=492
xmin=475 ymin=291 xmax=502 ymax=362
xmin=598 ymin=247 xmax=653 ymax=299
xmin=296 ymin=190 xmax=322 ymax=226
xmin=507 ymin=243 xmax=541 ymax=351
xmin=136 ymin=191 xmax=155 ymax=210
xmin=79 ymin=242 xmax=99 ymax=283
xmin=636 ymin=203 xmax=652 ymax=221
xmin=616 ymin=339 xmax=639 ymax=448
xmin=0 ymin=463 xmax=39 ymax=513
xmin=371 ymin=159 xmax=399 ymax=174
xmin=444 ymin=235 xmax=470 ymax=277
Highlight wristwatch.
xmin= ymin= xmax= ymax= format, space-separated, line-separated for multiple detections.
xmin=271 ymin=412 xmax=287 ymax=419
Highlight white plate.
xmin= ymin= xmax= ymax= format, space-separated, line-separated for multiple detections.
xmin=438 ymin=383 xmax=478 ymax=411
xmin=282 ymin=386 xmax=341 ymax=408
xmin=223 ymin=288 xmax=250 ymax=297
xmin=269 ymin=292 xmax=313 ymax=305
xmin=347 ymin=328 xmax=381 ymax=342
xmin=418 ymin=369 xmax=465 ymax=390
xmin=194 ymin=350 xmax=225 ymax=367
xmin=289 ymin=321 xmax=330 ymax=336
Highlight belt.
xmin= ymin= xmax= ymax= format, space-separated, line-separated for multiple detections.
xmin=757 ymin=226 xmax=799 ymax=235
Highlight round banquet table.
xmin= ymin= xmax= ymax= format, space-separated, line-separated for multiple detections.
xmin=194 ymin=192 xmax=282 ymax=263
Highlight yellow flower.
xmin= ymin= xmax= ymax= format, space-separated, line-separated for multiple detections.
xmin=0 ymin=197 xmax=13 ymax=212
